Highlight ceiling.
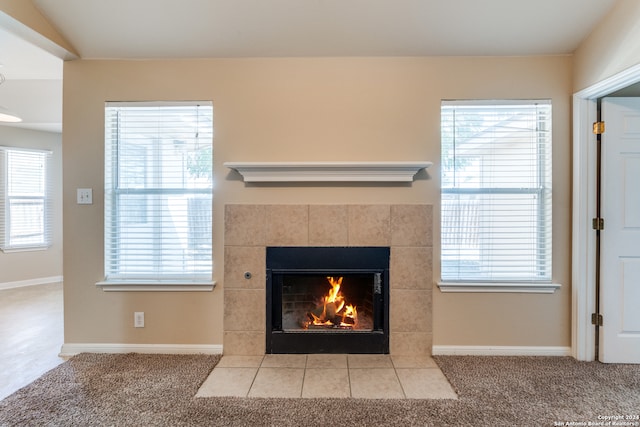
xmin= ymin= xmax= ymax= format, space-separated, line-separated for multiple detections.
xmin=0 ymin=0 xmax=621 ymax=133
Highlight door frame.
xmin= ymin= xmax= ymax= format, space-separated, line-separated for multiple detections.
xmin=572 ymin=63 xmax=640 ymax=361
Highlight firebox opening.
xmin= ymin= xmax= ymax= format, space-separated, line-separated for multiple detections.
xmin=282 ymin=273 xmax=375 ymax=332
xmin=267 ymin=246 xmax=390 ymax=354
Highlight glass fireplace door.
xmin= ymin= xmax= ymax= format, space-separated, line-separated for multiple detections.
xmin=279 ymin=272 xmax=379 ymax=332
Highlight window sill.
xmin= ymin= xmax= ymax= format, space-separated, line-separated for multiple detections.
xmin=437 ymin=281 xmax=561 ymax=294
xmin=1 ymin=245 xmax=50 ymax=254
xmin=96 ymin=280 xmax=216 ymax=292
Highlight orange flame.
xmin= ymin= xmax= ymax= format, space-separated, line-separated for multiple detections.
xmin=307 ymin=276 xmax=358 ymax=329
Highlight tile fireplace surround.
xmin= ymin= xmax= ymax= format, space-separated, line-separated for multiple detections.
xmin=223 ymin=204 xmax=433 ymax=356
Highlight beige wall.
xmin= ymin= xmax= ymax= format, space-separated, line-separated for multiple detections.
xmin=62 ymin=56 xmax=573 ymax=348
xmin=574 ymin=0 xmax=640 ymax=92
xmin=0 ymin=126 xmax=62 ymax=284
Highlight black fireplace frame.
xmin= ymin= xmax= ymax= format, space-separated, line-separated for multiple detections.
xmin=266 ymin=246 xmax=390 ymax=354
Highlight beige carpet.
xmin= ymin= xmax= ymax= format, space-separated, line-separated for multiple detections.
xmin=0 ymin=353 xmax=639 ymax=426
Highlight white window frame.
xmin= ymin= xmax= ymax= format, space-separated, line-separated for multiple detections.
xmin=438 ymin=100 xmax=560 ymax=293
xmin=0 ymin=146 xmax=52 ymax=253
xmin=97 ymin=101 xmax=215 ymax=292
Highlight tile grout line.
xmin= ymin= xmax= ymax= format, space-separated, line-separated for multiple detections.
xmin=245 ymin=355 xmax=264 ymax=397
xmin=300 ymin=355 xmax=308 ymax=398
xmin=346 ymin=355 xmax=353 ymax=398
xmin=391 ymin=356 xmax=408 ymax=399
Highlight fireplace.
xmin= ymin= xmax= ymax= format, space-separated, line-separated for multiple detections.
xmin=223 ymin=203 xmax=433 ymax=357
xmin=266 ymin=246 xmax=390 ymax=354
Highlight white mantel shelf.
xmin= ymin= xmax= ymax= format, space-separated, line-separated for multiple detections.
xmin=224 ymin=161 xmax=433 ymax=182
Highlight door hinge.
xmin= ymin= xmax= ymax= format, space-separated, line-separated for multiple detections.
xmin=593 ymin=121 xmax=605 ymax=135
xmin=592 ymin=313 xmax=603 ymax=326
xmin=592 ymin=217 xmax=604 ymax=230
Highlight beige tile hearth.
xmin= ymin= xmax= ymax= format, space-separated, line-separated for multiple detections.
xmin=196 ymin=367 xmax=259 ymax=397
xmin=395 ymin=368 xmax=458 ymax=399
xmin=349 ymin=367 xmax=404 ymax=399
xmin=261 ymin=354 xmax=307 ymax=368
xmin=348 ymin=354 xmax=394 ymax=368
xmin=215 ymin=355 xmax=264 ymax=368
xmin=391 ymin=355 xmax=438 ymax=368
xmin=196 ymin=354 xmax=457 ymax=400
xmin=249 ymin=367 xmax=306 ymax=398
xmin=306 ymin=353 xmax=347 ymax=368
xmin=302 ymin=368 xmax=351 ymax=398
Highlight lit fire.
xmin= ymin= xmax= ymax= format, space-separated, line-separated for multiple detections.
xmin=304 ymin=276 xmax=358 ymax=329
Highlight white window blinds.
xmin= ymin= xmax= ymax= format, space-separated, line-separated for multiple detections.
xmin=441 ymin=100 xmax=552 ymax=282
xmin=0 ymin=147 xmax=52 ymax=251
xmin=104 ymin=102 xmax=213 ymax=282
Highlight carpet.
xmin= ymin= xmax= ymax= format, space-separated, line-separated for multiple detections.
xmin=1 ymin=353 xmax=639 ymax=426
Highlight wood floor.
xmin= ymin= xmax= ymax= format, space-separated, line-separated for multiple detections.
xmin=0 ymin=282 xmax=65 ymax=401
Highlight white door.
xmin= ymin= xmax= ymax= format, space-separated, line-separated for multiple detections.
xmin=600 ymin=97 xmax=640 ymax=363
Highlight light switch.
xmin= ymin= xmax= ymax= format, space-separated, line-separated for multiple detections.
xmin=77 ymin=188 xmax=93 ymax=205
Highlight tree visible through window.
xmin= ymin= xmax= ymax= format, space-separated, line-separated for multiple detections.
xmin=0 ymin=147 xmax=52 ymax=252
xmin=104 ymin=102 xmax=213 ymax=282
xmin=440 ymin=100 xmax=552 ymax=282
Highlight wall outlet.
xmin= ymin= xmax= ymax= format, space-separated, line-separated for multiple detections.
xmin=134 ymin=312 xmax=144 ymax=328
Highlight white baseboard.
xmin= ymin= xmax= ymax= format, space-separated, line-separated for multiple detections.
xmin=0 ymin=275 xmax=63 ymax=291
xmin=59 ymin=343 xmax=223 ymax=358
xmin=432 ymin=345 xmax=572 ymax=357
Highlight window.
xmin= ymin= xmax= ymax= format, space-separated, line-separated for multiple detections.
xmin=104 ymin=102 xmax=213 ymax=285
xmin=0 ymin=147 xmax=52 ymax=252
xmin=440 ymin=100 xmax=552 ymax=284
